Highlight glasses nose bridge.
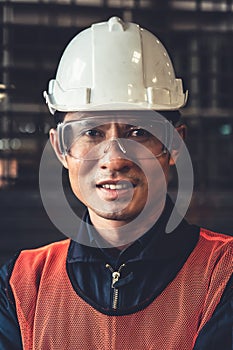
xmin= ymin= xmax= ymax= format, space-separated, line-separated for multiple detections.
xmin=103 ymin=137 xmax=127 ymax=156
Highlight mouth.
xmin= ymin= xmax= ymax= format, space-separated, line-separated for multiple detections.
xmin=96 ymin=180 xmax=136 ymax=190
xmin=96 ymin=180 xmax=136 ymax=201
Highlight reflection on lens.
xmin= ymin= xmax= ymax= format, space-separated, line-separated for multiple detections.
xmin=58 ymin=116 xmax=171 ymax=160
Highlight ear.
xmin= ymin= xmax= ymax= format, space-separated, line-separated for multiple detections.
xmin=169 ymin=124 xmax=187 ymax=166
xmin=49 ymin=128 xmax=68 ymax=169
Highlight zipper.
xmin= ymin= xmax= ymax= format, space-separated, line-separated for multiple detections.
xmin=106 ymin=263 xmax=126 ymax=310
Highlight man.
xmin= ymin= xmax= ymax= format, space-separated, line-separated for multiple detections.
xmin=0 ymin=17 xmax=232 ymax=349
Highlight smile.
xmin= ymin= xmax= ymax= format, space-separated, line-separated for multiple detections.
xmin=100 ymin=183 xmax=130 ymax=190
xmin=96 ymin=181 xmax=136 ymax=191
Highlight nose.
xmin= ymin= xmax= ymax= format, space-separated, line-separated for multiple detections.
xmin=99 ymin=138 xmax=133 ymax=172
xmin=103 ymin=138 xmax=126 ymax=156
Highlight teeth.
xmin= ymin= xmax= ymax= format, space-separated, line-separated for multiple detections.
xmin=101 ymin=183 xmax=130 ymax=190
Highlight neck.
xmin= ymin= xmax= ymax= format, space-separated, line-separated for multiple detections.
xmin=88 ymin=206 xmax=164 ymax=248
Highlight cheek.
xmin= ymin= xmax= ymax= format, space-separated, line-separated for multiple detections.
xmin=161 ymin=161 xmax=170 ymax=183
xmin=143 ymin=159 xmax=169 ymax=208
xmin=66 ymin=159 xmax=95 ymax=204
xmin=66 ymin=160 xmax=82 ymax=200
xmin=142 ymin=158 xmax=169 ymax=186
xmin=130 ymin=159 xmax=168 ymax=220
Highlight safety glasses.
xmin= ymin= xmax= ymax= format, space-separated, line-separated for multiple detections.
xmin=57 ymin=115 xmax=173 ymax=161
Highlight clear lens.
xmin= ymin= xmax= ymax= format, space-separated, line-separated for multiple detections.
xmin=58 ymin=116 xmax=172 ymax=160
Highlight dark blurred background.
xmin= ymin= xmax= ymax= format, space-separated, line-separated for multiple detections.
xmin=0 ymin=0 xmax=233 ymax=266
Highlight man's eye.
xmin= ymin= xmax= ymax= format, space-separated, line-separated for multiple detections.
xmin=83 ymin=129 xmax=103 ymax=138
xmin=127 ymin=128 xmax=150 ymax=138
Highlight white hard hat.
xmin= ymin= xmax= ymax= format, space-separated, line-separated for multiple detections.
xmin=44 ymin=17 xmax=188 ymax=114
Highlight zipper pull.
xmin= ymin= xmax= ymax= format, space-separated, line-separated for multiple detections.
xmin=111 ymin=271 xmax=120 ymax=288
xmin=106 ymin=263 xmax=126 ymax=287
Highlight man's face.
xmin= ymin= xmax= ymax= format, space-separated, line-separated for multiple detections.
xmin=50 ymin=111 xmax=176 ymax=227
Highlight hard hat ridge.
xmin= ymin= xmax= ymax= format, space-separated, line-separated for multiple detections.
xmin=107 ymin=16 xmax=126 ymax=32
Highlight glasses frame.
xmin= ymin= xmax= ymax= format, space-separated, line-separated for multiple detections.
xmin=57 ymin=115 xmax=174 ymax=160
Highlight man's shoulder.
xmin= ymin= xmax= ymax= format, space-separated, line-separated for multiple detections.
xmin=199 ymin=227 xmax=233 ymax=247
xmin=7 ymin=239 xmax=71 ymax=294
xmin=0 ymin=239 xmax=71 ymax=281
xmin=19 ymin=238 xmax=71 ymax=254
xmin=16 ymin=239 xmax=71 ymax=266
xmin=197 ymin=228 xmax=232 ymax=273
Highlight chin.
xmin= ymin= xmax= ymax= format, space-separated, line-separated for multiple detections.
xmin=90 ymin=205 xmax=144 ymax=222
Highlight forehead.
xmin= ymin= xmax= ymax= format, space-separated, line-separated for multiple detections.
xmin=63 ymin=112 xmax=170 ymax=133
xmin=64 ymin=110 xmax=168 ymax=123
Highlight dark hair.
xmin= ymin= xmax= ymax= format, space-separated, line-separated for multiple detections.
xmin=159 ymin=110 xmax=181 ymax=125
xmin=54 ymin=111 xmax=66 ymax=126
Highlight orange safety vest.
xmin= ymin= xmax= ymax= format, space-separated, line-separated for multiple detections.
xmin=10 ymin=229 xmax=232 ymax=350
